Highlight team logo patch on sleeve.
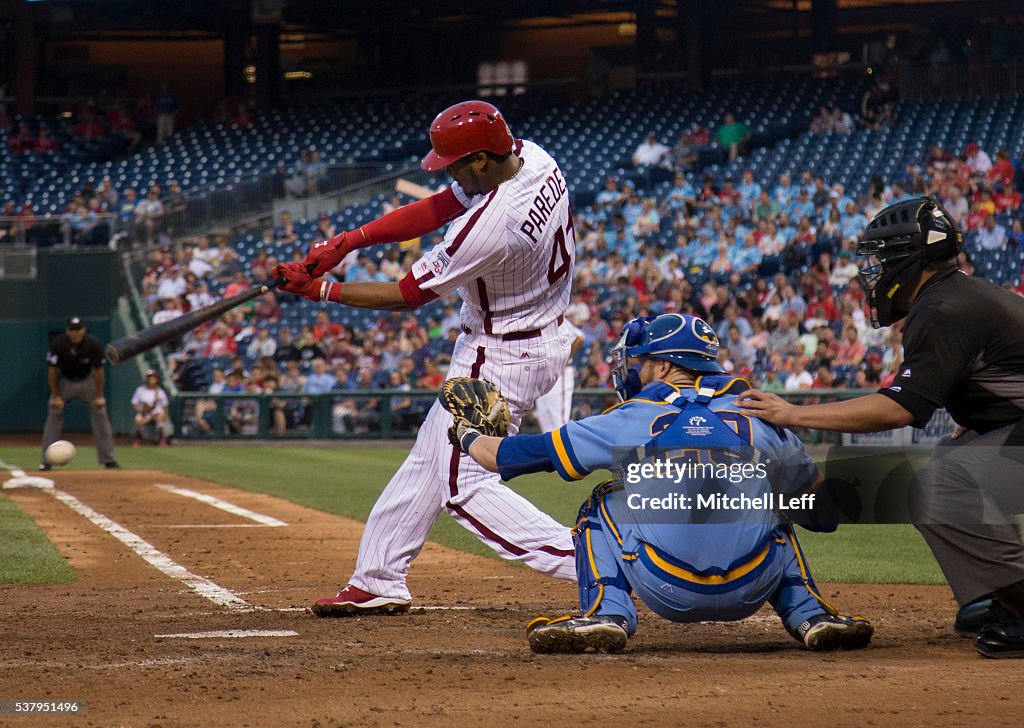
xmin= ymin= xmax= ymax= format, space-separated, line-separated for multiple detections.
xmin=432 ymin=250 xmax=452 ymax=276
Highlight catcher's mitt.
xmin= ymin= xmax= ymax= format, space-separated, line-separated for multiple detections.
xmin=439 ymin=377 xmax=511 ymax=450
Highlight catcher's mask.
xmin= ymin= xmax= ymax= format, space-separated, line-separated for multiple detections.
xmin=857 ymin=196 xmax=961 ymax=328
xmin=612 ymin=313 xmax=724 ymax=401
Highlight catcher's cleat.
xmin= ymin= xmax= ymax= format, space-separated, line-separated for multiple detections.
xmin=795 ymin=614 xmax=874 ymax=652
xmin=975 ymin=618 xmax=1024 ymax=659
xmin=526 ymin=615 xmax=629 ymax=654
xmin=311 ymin=585 xmax=411 ymax=617
xmin=955 ymin=596 xmax=1015 ymax=637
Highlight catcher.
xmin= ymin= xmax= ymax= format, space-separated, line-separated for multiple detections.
xmin=446 ymin=313 xmax=873 ymax=653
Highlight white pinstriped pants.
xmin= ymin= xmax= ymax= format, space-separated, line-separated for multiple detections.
xmin=533 ymin=365 xmax=574 ymax=432
xmin=349 ymin=326 xmax=578 ymax=600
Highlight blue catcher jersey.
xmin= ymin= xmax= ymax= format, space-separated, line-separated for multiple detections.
xmin=542 ymin=375 xmax=820 ymax=572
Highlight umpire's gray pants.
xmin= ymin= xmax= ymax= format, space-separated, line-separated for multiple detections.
xmin=912 ymin=424 xmax=1024 ymax=606
xmin=41 ymin=377 xmax=117 ymax=466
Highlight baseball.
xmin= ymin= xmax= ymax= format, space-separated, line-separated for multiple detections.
xmin=45 ymin=440 xmax=76 ymax=467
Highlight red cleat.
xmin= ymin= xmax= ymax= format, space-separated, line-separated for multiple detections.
xmin=311 ymin=585 xmax=411 ymax=617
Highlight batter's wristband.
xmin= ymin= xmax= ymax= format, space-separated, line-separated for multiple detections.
xmin=319 ymin=281 xmax=343 ymax=303
xmin=460 ymin=429 xmax=483 ymax=453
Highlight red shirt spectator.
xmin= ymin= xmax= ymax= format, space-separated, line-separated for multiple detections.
xmin=223 ymin=272 xmax=251 ymax=299
xmin=993 ymin=188 xmax=1021 ymax=213
xmin=72 ymin=113 xmax=106 ymax=140
xmin=33 ymin=129 xmax=60 ymax=153
xmin=312 ymin=311 xmax=342 ymax=342
xmin=806 ymin=291 xmax=839 ymax=322
xmin=963 ymin=206 xmax=991 ymax=232
xmin=685 ymin=123 xmax=710 ymax=148
xmin=105 ymin=104 xmax=137 ymax=133
xmin=835 ymin=326 xmax=866 ymax=367
xmin=205 ymin=324 xmax=238 ymax=357
xmin=988 ymin=151 xmax=1016 ymax=187
xmin=9 ymin=123 xmax=34 ymax=153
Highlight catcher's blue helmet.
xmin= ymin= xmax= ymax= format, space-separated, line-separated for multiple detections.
xmin=612 ymin=313 xmax=724 ymax=400
xmin=626 ymin=313 xmax=725 ymax=373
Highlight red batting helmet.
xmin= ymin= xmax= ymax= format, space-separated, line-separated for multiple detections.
xmin=420 ymin=100 xmax=514 ymax=172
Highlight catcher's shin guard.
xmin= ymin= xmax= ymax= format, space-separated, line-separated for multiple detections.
xmin=572 ymin=484 xmax=636 ymax=629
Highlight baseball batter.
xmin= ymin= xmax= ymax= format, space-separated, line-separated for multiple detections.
xmin=454 ymin=313 xmax=873 ymax=653
xmin=273 ymin=100 xmax=579 ymax=614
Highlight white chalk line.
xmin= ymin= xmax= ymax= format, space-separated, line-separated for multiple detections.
xmin=4 ymin=475 xmax=54 ymax=489
xmin=417 ymin=605 xmax=476 ymax=611
xmin=46 ymin=488 xmax=253 ymax=612
xmin=155 ymin=629 xmax=298 ymax=639
xmin=149 ymin=524 xmax=264 ymax=529
xmin=156 ymin=483 xmax=288 ymax=527
xmin=0 ymin=458 xmax=43 ymax=487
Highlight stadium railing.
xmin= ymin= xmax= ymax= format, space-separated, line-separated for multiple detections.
xmin=0 ymin=213 xmax=122 ymax=248
xmin=114 ymin=161 xmax=417 ymax=248
xmin=170 ymin=388 xmax=865 ymax=442
xmin=897 ymin=60 xmax=1024 ymax=100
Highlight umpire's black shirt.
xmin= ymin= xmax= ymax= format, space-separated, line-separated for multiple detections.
xmin=879 ymin=267 xmax=1024 ymax=433
xmin=47 ymin=333 xmax=105 ymax=382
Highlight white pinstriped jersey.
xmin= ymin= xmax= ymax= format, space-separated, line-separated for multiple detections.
xmin=409 ymin=139 xmax=575 ymax=336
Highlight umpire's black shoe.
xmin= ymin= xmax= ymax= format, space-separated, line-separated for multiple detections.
xmin=38 ymin=463 xmax=51 ymax=472
xmin=975 ymin=618 xmax=1024 ymax=659
xmin=955 ymin=597 xmax=1015 ymax=637
xmin=104 ymin=461 xmax=121 ymax=469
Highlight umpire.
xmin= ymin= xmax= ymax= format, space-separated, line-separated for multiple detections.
xmin=738 ymin=196 xmax=1024 ymax=658
xmin=40 ymin=316 xmax=119 ymax=470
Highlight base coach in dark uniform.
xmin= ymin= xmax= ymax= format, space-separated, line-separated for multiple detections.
xmin=738 ymin=197 xmax=1024 ymax=658
xmin=41 ymin=316 xmax=119 ymax=470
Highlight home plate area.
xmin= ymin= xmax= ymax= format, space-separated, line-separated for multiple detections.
xmin=0 ymin=470 xmax=1017 ymax=727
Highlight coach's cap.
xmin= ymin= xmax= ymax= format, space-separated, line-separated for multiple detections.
xmin=66 ymin=316 xmax=84 ymax=329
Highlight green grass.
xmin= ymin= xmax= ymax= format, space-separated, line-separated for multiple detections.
xmin=0 ymin=444 xmax=947 ymax=585
xmin=0 ymin=492 xmax=77 ymax=583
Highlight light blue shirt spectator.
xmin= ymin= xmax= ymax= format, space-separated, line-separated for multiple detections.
xmin=304 ymin=360 xmax=336 ymax=394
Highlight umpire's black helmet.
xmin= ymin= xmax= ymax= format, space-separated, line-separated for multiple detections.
xmin=857 ymin=196 xmax=962 ymax=328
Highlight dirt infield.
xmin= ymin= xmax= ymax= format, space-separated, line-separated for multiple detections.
xmin=1 ymin=471 xmax=1020 ymax=727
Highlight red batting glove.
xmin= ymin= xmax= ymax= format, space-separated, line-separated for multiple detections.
xmin=273 ymin=262 xmax=322 ymax=301
xmin=304 ymin=231 xmax=353 ymax=278
xmin=272 ymin=263 xmax=344 ymax=303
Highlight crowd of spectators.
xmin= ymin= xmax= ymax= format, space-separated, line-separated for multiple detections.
xmin=0 ymin=90 xmax=198 ymax=246
xmin=150 ymin=130 xmax=1023 ymax=440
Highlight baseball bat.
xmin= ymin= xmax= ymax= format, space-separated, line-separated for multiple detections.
xmin=106 ymin=277 xmax=286 ymax=365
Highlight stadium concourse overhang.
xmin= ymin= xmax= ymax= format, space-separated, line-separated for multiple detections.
xmin=2 ymin=0 xmax=1023 ymax=114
